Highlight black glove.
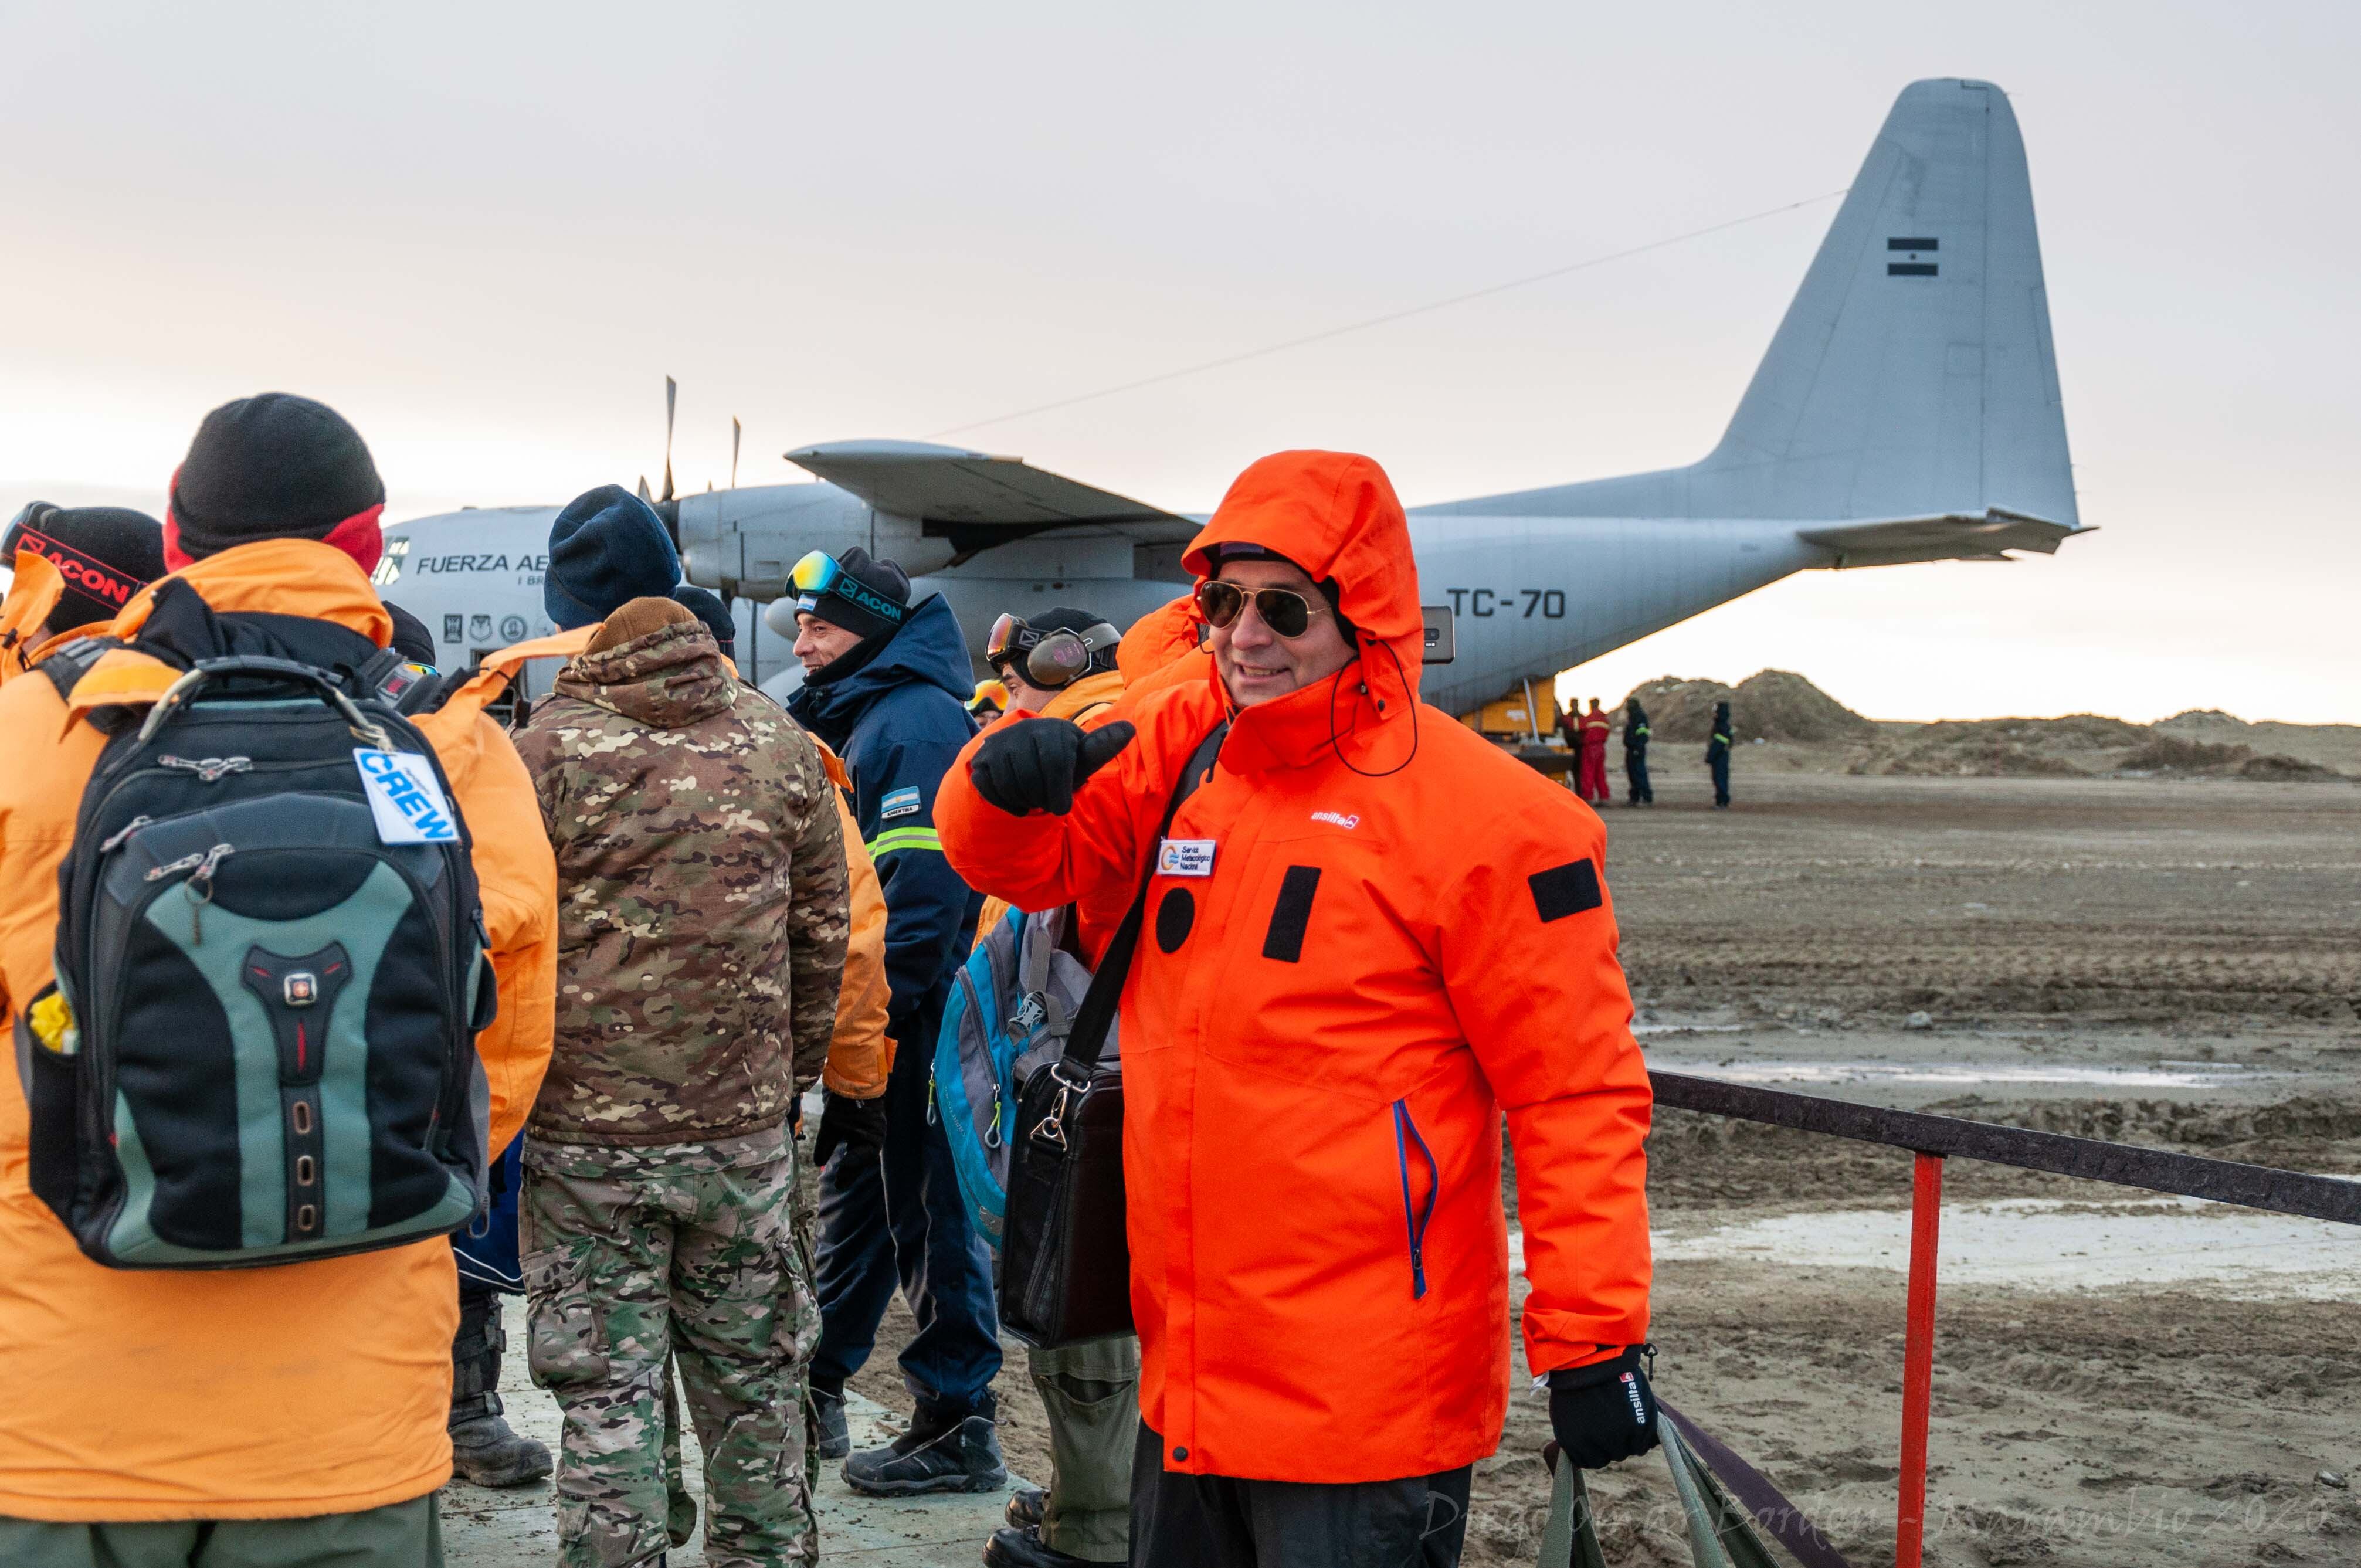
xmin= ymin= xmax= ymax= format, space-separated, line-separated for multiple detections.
xmin=812 ymin=1090 xmax=887 ymax=1169
xmin=969 ymin=718 xmax=1136 ymax=817
xmin=1548 ymin=1346 xmax=1660 ymax=1469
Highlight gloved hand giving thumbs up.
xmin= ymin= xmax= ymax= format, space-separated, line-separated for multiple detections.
xmin=970 ymin=718 xmax=1137 ymax=816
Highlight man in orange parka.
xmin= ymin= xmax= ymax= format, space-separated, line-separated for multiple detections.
xmin=937 ymin=451 xmax=1656 ymax=1566
xmin=0 ymin=396 xmax=556 ymax=1564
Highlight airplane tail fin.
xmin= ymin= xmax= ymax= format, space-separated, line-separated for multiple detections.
xmin=1441 ymin=79 xmax=2080 ymax=538
xmin=1704 ymin=77 xmax=2076 ymax=527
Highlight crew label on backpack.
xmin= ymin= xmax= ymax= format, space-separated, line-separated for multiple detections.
xmin=16 ymin=655 xmax=498 ymax=1270
xmin=353 ymin=747 xmax=460 ymax=844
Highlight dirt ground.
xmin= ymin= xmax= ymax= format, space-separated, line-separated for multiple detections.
xmin=855 ymin=746 xmax=2359 ymax=1567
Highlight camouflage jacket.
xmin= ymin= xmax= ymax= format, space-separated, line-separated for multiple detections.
xmin=512 ymin=602 xmax=848 ymax=1146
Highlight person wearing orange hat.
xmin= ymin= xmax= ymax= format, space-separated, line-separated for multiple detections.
xmin=937 ymin=450 xmax=1655 ymax=1566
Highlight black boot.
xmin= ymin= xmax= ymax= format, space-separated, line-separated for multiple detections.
xmin=811 ymin=1382 xmax=851 ymax=1460
xmin=1005 ymin=1486 xmax=1047 ymax=1530
xmin=842 ymin=1390 xmax=1006 ymax=1496
xmin=449 ymin=1286 xmax=553 ymax=1487
xmin=986 ymin=1523 xmax=1116 ymax=1567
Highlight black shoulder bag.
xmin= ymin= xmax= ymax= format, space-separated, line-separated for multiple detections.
xmin=999 ymin=719 xmax=1227 ymax=1348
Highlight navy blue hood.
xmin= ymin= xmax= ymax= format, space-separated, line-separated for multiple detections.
xmin=788 ymin=593 xmax=973 ymax=746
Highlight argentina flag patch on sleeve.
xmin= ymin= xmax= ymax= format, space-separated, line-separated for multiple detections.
xmin=880 ymin=786 xmax=923 ymax=820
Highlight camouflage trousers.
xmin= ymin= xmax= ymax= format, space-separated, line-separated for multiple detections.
xmin=523 ymin=1128 xmax=820 ymax=1568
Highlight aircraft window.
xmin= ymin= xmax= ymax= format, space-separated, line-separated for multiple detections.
xmin=1887 ymin=236 xmax=1939 ymax=250
xmin=1888 ymin=262 xmax=1938 ymax=276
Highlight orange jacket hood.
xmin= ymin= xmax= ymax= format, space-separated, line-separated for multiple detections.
xmin=1115 ymin=593 xmax=1208 ymax=701
xmin=1182 ymin=449 xmax=1424 ymax=698
xmin=1180 ymin=451 xmax=1422 ymax=775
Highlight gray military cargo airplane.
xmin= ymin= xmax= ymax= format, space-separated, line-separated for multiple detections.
xmin=373 ymin=76 xmax=2084 ymax=712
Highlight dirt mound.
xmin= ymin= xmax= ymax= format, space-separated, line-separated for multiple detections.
xmin=2116 ymin=735 xmax=2255 ymax=772
xmin=1854 ymin=715 xmax=2145 ymax=776
xmin=1732 ymin=669 xmax=1879 ymax=742
xmin=1616 ymin=676 xmax=1731 ymax=742
xmin=1845 ymin=714 xmax=2350 ymax=782
xmin=1616 ymin=670 xmax=1874 ymax=743
xmin=2239 ymin=752 xmax=2344 ymax=781
xmin=2156 ymin=708 xmax=2252 ymax=734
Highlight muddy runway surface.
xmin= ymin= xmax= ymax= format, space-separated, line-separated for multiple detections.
xmin=857 ymin=762 xmax=2359 ymax=1566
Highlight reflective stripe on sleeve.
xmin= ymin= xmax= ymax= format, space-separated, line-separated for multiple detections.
xmin=867 ymin=826 xmax=945 ymax=857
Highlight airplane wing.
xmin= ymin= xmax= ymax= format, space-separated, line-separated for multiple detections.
xmin=785 ymin=439 xmax=1199 ymax=545
xmin=1797 ymin=508 xmax=2089 ymax=568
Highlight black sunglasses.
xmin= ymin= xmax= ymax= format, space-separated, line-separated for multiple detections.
xmin=1193 ymin=579 xmax=1331 ymax=640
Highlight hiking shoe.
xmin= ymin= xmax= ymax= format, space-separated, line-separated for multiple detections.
xmin=842 ymin=1400 xmax=1006 ymax=1496
xmin=985 ymin=1523 xmax=1118 ymax=1567
xmin=812 ymin=1384 xmax=851 ymax=1460
xmin=1005 ymin=1486 xmax=1047 ymax=1530
xmin=449 ymin=1411 xmax=552 ymax=1488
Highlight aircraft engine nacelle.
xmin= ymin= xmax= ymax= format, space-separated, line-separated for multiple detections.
xmin=669 ymin=484 xmax=957 ymax=603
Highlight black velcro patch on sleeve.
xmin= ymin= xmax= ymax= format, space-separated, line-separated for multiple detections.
xmin=1528 ymin=858 xmax=1603 ymax=922
xmin=1261 ymin=866 xmax=1323 ymax=962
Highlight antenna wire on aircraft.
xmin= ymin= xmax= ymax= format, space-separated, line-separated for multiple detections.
xmin=925 ymin=188 xmax=1849 ymax=439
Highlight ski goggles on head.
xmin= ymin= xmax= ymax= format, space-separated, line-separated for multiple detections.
xmin=1192 ymin=579 xmax=1332 ymax=640
xmin=986 ymin=612 xmax=1120 ymax=690
xmin=788 ymin=549 xmax=908 ymax=626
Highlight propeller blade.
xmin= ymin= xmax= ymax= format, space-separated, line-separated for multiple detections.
xmin=637 ymin=475 xmax=653 ymax=503
xmin=731 ymin=417 xmax=742 ymax=490
xmin=661 ymin=376 xmax=678 ymax=503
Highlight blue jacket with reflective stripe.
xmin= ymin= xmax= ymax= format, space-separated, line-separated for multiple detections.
xmin=789 ymin=595 xmax=980 ymax=1048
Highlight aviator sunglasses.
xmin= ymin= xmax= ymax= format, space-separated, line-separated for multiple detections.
xmin=1192 ymin=578 xmax=1332 ymax=640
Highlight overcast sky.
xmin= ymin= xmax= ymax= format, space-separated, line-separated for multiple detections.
xmin=3 ymin=2 xmax=2354 ymax=721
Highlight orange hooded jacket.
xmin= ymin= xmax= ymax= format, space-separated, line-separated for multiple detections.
xmin=0 ymin=539 xmax=558 ymax=1521
xmin=970 ymin=664 xmax=1128 ymax=962
xmin=1113 ymin=592 xmax=1209 ymax=705
xmin=936 ymin=451 xmax=1651 ymax=1484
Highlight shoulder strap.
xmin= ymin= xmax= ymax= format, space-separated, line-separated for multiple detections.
xmin=1059 ymin=718 xmax=1228 ymax=1073
xmin=428 ymin=626 xmax=598 ymax=729
xmin=38 ymin=635 xmax=124 ymax=703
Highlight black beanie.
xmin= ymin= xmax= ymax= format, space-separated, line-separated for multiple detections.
xmin=170 ymin=394 xmax=385 ymax=560
xmin=1016 ymin=606 xmax=1120 ymax=676
xmin=544 ymin=485 xmax=682 ymax=630
xmin=4 ymin=503 xmax=167 ymax=633
xmin=670 ymin=584 xmax=736 ymax=660
xmin=383 ymin=601 xmax=439 ymax=666
xmin=794 ymin=546 xmax=910 ymax=643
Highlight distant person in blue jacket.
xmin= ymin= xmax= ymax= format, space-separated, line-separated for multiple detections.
xmin=1623 ymin=696 xmax=1654 ymax=806
xmin=785 ymin=548 xmax=1005 ymax=1496
xmin=1706 ymin=700 xmax=1734 ymax=809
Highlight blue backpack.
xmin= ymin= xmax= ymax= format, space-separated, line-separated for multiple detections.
xmin=933 ymin=903 xmax=1099 ymax=1254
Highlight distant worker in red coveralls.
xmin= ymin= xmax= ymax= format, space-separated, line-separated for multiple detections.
xmin=1578 ymin=697 xmax=1613 ymax=803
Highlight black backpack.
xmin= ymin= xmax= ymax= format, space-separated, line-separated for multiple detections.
xmin=16 ymin=653 xmax=497 ymax=1269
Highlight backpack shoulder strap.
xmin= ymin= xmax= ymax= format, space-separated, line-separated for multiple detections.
xmin=427 ymin=627 xmax=598 ymax=728
xmin=36 ymin=635 xmax=123 ymax=703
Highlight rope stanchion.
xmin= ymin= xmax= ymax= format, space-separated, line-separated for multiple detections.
xmin=1895 ymin=1153 xmax=1945 ymax=1568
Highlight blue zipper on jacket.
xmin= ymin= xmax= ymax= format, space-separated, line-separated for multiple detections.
xmin=1392 ymin=1099 xmax=1438 ymax=1300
